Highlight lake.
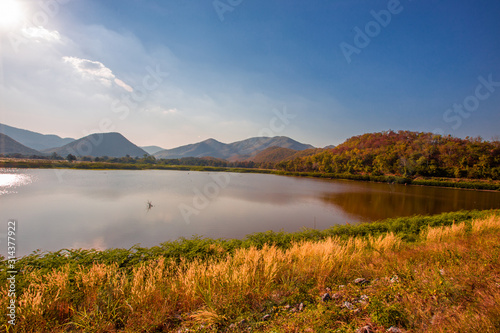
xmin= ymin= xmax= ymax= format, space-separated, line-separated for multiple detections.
xmin=2 ymin=168 xmax=500 ymax=257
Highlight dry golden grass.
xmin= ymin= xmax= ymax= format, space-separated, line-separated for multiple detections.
xmin=2 ymin=215 xmax=499 ymax=332
xmin=425 ymin=222 xmax=467 ymax=242
xmin=472 ymin=214 xmax=500 ymax=233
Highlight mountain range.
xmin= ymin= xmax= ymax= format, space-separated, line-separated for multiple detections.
xmin=0 ymin=133 xmax=41 ymax=156
xmin=0 ymin=123 xmax=315 ymax=160
xmin=153 ymin=136 xmax=314 ymax=160
xmin=0 ymin=123 xmax=74 ymax=151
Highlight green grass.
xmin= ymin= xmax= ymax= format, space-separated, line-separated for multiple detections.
xmin=1 ymin=210 xmax=500 ymax=332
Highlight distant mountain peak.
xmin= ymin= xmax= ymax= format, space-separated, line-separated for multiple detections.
xmin=141 ymin=145 xmax=165 ymax=155
xmin=154 ymin=136 xmax=314 ymax=160
xmin=0 ymin=122 xmax=74 ymax=151
xmin=203 ymin=138 xmax=220 ymax=143
xmin=43 ymin=132 xmax=148 ymax=158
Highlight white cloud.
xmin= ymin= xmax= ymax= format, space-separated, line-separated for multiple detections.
xmin=22 ymin=26 xmax=61 ymax=42
xmin=141 ymin=106 xmax=179 ymax=116
xmin=63 ymin=56 xmax=114 ymax=79
xmin=163 ymin=108 xmax=178 ymax=115
xmin=114 ymin=78 xmax=133 ymax=92
xmin=62 ymin=56 xmax=132 ymax=92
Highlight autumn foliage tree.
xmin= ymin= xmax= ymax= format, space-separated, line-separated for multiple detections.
xmin=275 ymin=131 xmax=500 ymax=180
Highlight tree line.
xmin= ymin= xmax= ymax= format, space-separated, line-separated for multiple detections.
xmin=3 ymin=131 xmax=499 ymax=180
xmin=275 ymin=131 xmax=500 ymax=180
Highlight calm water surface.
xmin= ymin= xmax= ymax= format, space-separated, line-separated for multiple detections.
xmin=1 ymin=168 xmax=500 ymax=256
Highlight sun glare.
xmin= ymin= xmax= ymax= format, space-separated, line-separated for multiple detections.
xmin=0 ymin=0 xmax=24 ymax=30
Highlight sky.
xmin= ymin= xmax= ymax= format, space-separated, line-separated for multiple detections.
xmin=0 ymin=0 xmax=499 ymax=149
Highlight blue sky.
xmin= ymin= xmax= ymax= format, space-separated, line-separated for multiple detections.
xmin=1 ymin=0 xmax=499 ymax=148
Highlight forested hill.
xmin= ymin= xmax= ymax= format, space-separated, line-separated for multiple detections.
xmin=276 ymin=131 xmax=500 ymax=179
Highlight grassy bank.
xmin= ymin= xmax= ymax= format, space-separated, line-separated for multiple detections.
xmin=269 ymin=170 xmax=500 ymax=191
xmin=0 ymin=159 xmax=226 ymax=172
xmin=1 ymin=210 xmax=500 ymax=332
xmin=2 ymin=158 xmax=500 ymax=191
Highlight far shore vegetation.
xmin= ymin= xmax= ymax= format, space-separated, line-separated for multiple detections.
xmin=1 ymin=130 xmax=500 ymax=191
xmin=1 ymin=157 xmax=499 ymax=192
xmin=1 ymin=209 xmax=499 ymax=332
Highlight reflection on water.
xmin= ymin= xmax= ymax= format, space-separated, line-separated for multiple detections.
xmin=321 ymin=183 xmax=500 ymax=221
xmin=0 ymin=170 xmax=33 ymax=195
xmin=1 ymin=168 xmax=500 ymax=257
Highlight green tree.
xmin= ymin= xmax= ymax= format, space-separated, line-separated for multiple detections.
xmin=66 ymin=154 xmax=77 ymax=162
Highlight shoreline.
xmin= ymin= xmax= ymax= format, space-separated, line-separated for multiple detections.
xmin=3 ymin=209 xmax=498 ymax=262
xmin=1 ymin=158 xmax=500 ymax=192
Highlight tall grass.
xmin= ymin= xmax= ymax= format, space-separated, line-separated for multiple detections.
xmin=1 ymin=212 xmax=500 ymax=332
xmin=10 ymin=210 xmax=497 ymax=277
